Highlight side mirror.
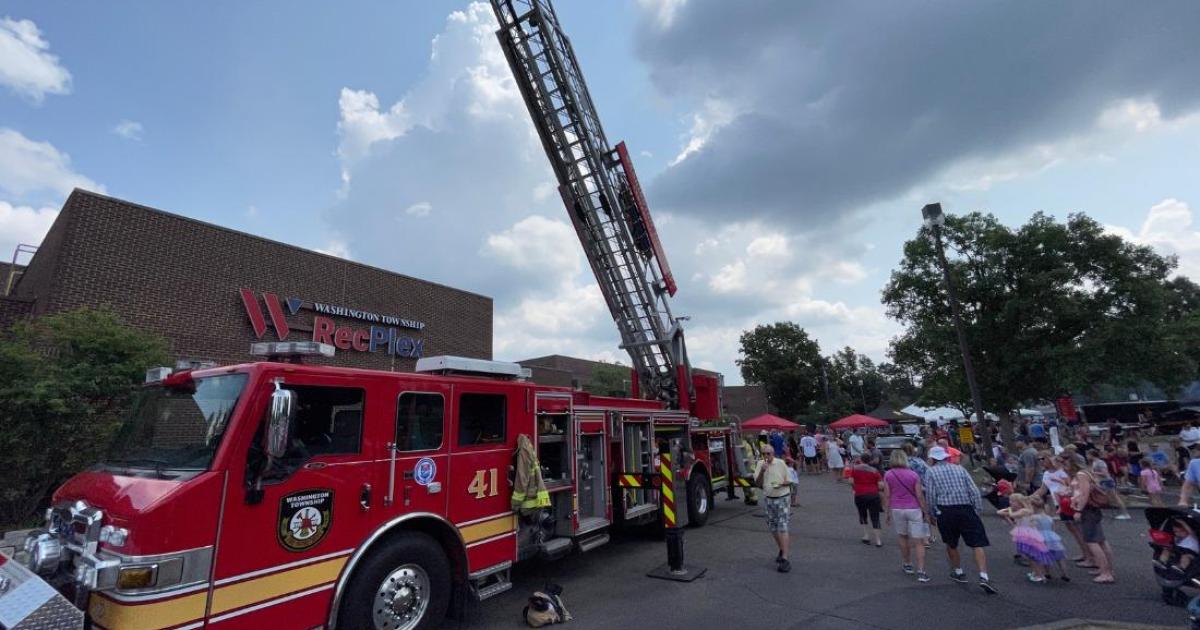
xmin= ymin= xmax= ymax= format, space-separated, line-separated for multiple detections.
xmin=267 ymin=383 xmax=294 ymax=459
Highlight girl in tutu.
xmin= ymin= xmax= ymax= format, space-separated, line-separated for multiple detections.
xmin=1028 ymin=495 xmax=1070 ymax=581
xmin=1001 ymin=494 xmax=1069 ymax=583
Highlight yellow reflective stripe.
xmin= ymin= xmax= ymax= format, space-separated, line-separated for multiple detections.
xmin=661 ymin=483 xmax=674 ymax=502
xmin=89 ymin=591 xmax=207 ymax=630
xmin=211 ymin=556 xmax=346 ymax=615
xmin=460 ymin=514 xmax=516 ymax=543
xmin=663 ymin=504 xmax=676 ymax=525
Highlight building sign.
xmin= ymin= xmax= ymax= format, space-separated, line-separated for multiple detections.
xmin=240 ymin=289 xmax=425 ymax=358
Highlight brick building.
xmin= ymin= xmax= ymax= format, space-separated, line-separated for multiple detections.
xmin=0 ymin=190 xmax=493 ymax=370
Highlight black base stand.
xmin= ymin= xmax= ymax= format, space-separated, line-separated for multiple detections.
xmin=646 ymin=562 xmax=707 ymax=582
xmin=646 ymin=528 xmax=706 ymax=582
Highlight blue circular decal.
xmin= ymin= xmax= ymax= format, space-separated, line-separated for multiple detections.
xmin=414 ymin=457 xmax=437 ymax=486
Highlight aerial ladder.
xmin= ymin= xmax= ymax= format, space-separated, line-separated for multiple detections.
xmin=490 ymin=0 xmax=694 ymax=411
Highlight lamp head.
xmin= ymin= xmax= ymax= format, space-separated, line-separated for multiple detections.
xmin=921 ymin=203 xmax=945 ymax=228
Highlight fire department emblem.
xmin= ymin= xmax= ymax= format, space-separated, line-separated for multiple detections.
xmin=277 ymin=489 xmax=334 ymax=552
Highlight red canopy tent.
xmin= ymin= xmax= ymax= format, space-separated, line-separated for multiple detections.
xmin=740 ymin=414 xmax=800 ymax=431
xmin=829 ymin=414 xmax=889 ymax=430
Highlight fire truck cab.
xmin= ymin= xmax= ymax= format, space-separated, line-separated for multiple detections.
xmin=13 ymin=351 xmax=735 ymax=630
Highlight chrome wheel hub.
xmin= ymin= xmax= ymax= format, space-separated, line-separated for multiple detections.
xmin=372 ymin=564 xmax=430 ymax=630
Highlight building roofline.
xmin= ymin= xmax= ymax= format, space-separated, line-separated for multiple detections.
xmin=63 ymin=189 xmax=494 ymax=303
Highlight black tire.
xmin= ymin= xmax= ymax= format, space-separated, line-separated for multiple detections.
xmin=687 ymin=473 xmax=712 ymax=527
xmin=1164 ymin=586 xmax=1189 ymax=607
xmin=337 ymin=531 xmax=451 ymax=630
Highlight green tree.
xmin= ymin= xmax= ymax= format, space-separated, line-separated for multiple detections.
xmin=883 ymin=211 xmax=1193 ymax=449
xmin=0 ymin=307 xmax=169 ymax=526
xmin=584 ymin=361 xmax=631 ymax=397
xmin=737 ymin=322 xmax=823 ymax=420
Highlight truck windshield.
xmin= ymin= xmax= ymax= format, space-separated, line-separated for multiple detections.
xmin=101 ymin=373 xmax=248 ymax=475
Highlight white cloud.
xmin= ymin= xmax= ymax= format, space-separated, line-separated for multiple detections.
xmin=635 ymin=0 xmax=689 ymax=30
xmin=669 ymin=98 xmax=735 ymax=166
xmin=1106 ymin=198 xmax=1200 ymax=281
xmin=1098 ymin=99 xmax=1163 ymax=133
xmin=940 ymin=99 xmax=1200 ymax=193
xmin=112 ymin=120 xmax=144 ymax=141
xmin=532 ymin=182 xmax=555 ymax=202
xmin=0 ymin=201 xmax=57 ymax=261
xmin=708 ymin=260 xmax=746 ymax=293
xmin=315 ymin=240 xmax=352 ymax=259
xmin=405 ymin=201 xmax=432 ymax=217
xmin=335 ymin=88 xmax=410 ymax=178
xmin=0 ymin=17 xmax=71 ymax=103
xmin=0 ymin=128 xmax=101 ymax=199
xmin=246 ymin=204 xmax=259 ymax=218
xmin=482 ymin=215 xmax=581 ymax=281
xmin=746 ymin=233 xmax=789 ymax=259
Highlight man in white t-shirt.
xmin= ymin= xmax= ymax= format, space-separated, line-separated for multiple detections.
xmin=848 ymin=431 xmax=865 ymax=460
xmin=1181 ymin=423 xmax=1200 ymax=449
xmin=800 ymin=434 xmax=819 ymax=473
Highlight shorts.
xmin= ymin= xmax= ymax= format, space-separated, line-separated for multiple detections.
xmin=1099 ymin=478 xmax=1116 ymax=491
xmin=1079 ymin=506 xmax=1105 ymax=543
xmin=855 ymin=494 xmax=882 ymax=529
xmin=804 ymin=455 xmax=819 ymax=464
xmin=891 ymin=508 xmax=929 ymax=538
xmin=934 ymin=505 xmax=990 ymax=549
xmin=765 ymin=495 xmax=791 ymax=533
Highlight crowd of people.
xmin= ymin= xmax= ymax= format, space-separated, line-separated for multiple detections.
xmin=745 ymin=417 xmax=1200 ymax=591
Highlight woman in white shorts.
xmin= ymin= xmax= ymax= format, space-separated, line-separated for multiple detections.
xmin=882 ymin=450 xmax=932 ymax=582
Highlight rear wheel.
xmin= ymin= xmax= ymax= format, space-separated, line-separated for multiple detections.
xmin=337 ymin=532 xmax=451 ymax=630
xmin=687 ymin=473 xmax=712 ymax=527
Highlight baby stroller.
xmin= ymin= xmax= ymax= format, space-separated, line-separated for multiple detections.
xmin=1147 ymin=506 xmax=1200 ymax=617
xmin=980 ymin=465 xmax=1016 ymax=512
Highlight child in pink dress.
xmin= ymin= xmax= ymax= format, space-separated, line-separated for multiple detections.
xmin=1140 ymin=457 xmax=1164 ymax=506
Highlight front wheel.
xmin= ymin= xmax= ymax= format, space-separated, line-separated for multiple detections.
xmin=687 ymin=473 xmax=712 ymax=527
xmin=337 ymin=532 xmax=451 ymax=630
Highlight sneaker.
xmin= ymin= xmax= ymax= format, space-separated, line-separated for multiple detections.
xmin=777 ymin=559 xmax=791 ymax=573
xmin=902 ymin=564 xmax=915 ymax=575
xmin=916 ymin=571 xmax=931 ymax=583
xmin=979 ymin=578 xmax=998 ymax=594
xmin=1026 ymin=572 xmax=1046 ymax=583
xmin=1115 ymin=514 xmax=1132 ymax=520
xmin=950 ymin=570 xmax=968 ymax=584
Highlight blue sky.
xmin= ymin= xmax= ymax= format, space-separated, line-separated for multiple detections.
xmin=3 ymin=1 xmax=1200 ymax=385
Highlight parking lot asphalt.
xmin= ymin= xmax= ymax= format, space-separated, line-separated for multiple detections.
xmin=441 ymin=472 xmax=1187 ymax=630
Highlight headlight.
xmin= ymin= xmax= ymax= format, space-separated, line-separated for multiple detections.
xmin=116 ymin=566 xmax=157 ymax=590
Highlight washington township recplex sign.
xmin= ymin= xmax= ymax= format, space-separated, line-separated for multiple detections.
xmin=239 ymin=288 xmax=425 ymax=358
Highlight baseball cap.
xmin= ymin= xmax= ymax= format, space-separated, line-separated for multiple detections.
xmin=928 ymin=446 xmax=951 ymax=461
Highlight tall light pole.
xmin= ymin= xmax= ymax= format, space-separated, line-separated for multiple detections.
xmin=857 ymin=378 xmax=867 ymax=413
xmin=921 ymin=203 xmax=992 ymax=456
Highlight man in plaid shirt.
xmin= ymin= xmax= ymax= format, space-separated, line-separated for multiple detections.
xmin=924 ymin=446 xmax=997 ymax=594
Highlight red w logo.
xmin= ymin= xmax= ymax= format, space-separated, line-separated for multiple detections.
xmin=239 ymin=288 xmax=291 ymax=340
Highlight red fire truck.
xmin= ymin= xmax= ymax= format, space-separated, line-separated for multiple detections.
xmin=9 ymin=347 xmax=734 ymax=630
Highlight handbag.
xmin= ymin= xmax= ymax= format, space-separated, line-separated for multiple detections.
xmin=1086 ymin=474 xmax=1110 ymax=508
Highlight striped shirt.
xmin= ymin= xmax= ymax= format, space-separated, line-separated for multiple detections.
xmin=923 ymin=462 xmax=981 ymax=512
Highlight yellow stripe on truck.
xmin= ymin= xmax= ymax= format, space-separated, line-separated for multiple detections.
xmin=89 ymin=591 xmax=208 ymax=630
xmin=211 ymin=556 xmax=347 ymax=615
xmin=459 ymin=514 xmax=516 ymax=544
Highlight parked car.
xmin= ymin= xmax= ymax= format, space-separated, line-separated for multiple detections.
xmin=875 ymin=435 xmax=916 ymax=469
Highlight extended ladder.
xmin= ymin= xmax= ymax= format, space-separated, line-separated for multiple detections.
xmin=491 ymin=0 xmax=692 ymax=408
